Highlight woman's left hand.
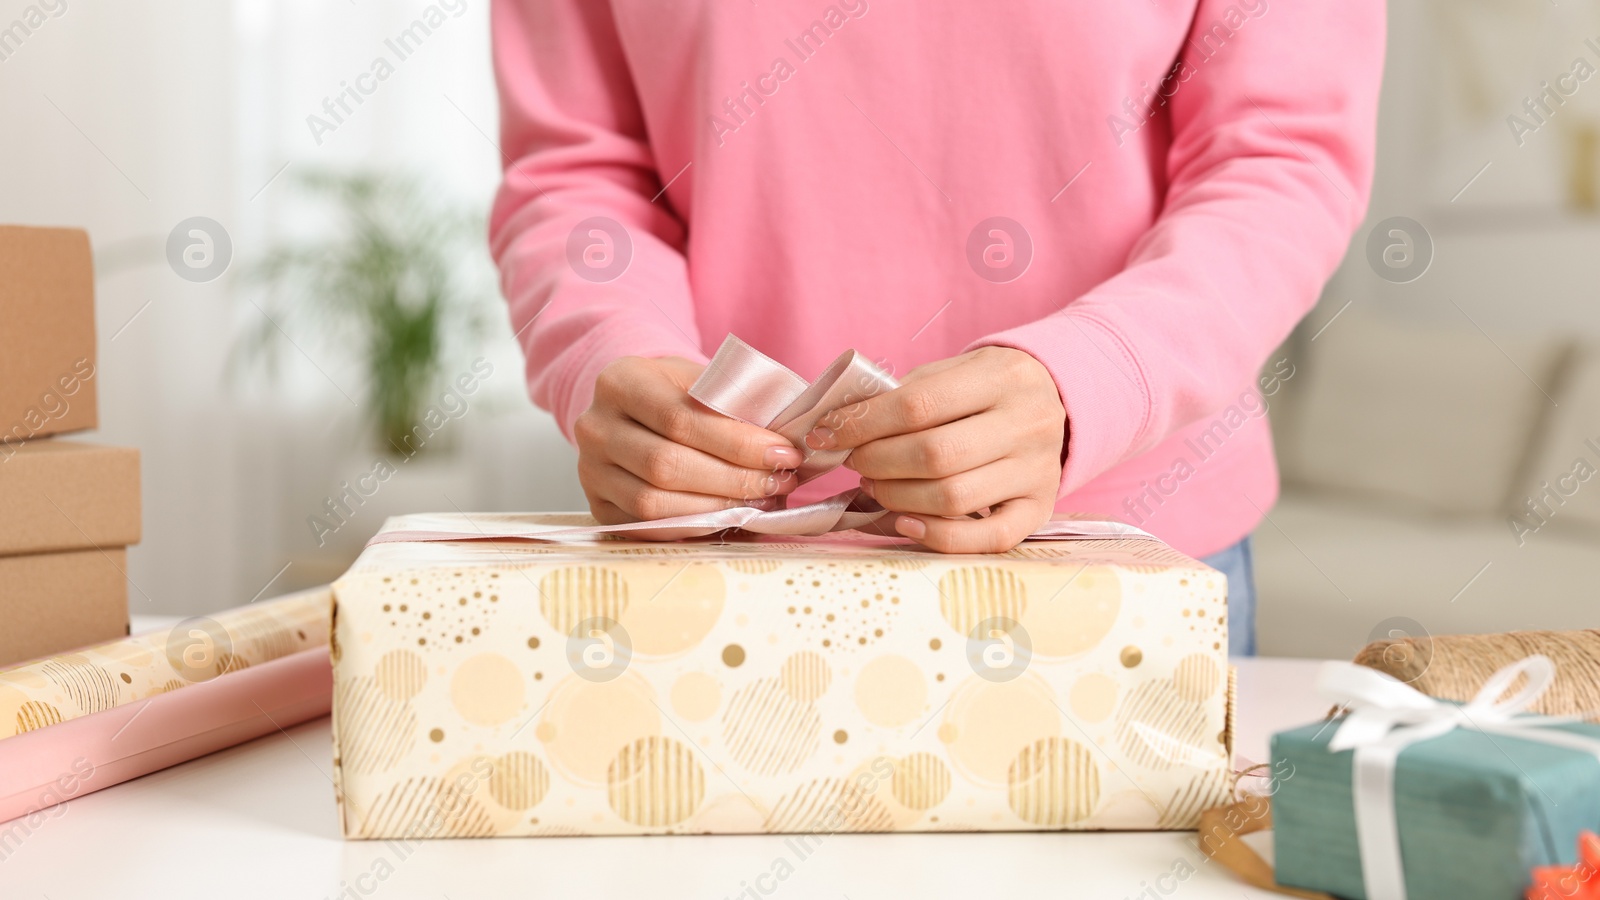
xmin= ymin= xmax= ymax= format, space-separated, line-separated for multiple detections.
xmin=805 ymin=346 xmax=1066 ymax=553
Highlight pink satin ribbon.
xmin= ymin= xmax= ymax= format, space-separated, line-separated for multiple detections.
xmin=369 ymin=335 xmax=1155 ymax=545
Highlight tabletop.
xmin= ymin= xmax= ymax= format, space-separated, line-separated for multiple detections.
xmin=0 ymin=654 xmax=1329 ymax=899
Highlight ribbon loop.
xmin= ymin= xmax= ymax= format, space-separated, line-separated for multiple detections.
xmin=689 ymin=335 xmax=811 ymax=432
xmin=691 ymin=335 xmax=902 ymax=485
xmin=1463 ymin=654 xmax=1554 ymax=722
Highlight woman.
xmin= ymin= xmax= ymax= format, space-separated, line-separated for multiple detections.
xmin=489 ymin=0 xmax=1385 ymax=656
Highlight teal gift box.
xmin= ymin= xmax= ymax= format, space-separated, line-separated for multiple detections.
xmin=1271 ymin=715 xmax=1600 ymax=900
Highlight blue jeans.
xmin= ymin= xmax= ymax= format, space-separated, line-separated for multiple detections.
xmin=1201 ymin=536 xmax=1256 ymax=657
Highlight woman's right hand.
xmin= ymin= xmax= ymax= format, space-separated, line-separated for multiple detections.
xmin=575 ymin=356 xmax=803 ymax=526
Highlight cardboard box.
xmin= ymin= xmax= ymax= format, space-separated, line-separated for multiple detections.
xmin=0 ymin=547 xmax=129 ymax=667
xmin=330 ymin=513 xmax=1236 ymax=839
xmin=0 ymin=226 xmax=98 ymax=444
xmin=0 ymin=440 xmax=140 ymax=556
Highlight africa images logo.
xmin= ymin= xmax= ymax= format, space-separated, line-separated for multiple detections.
xmin=165 ymin=616 xmax=233 ymax=683
xmin=966 ymin=616 xmax=1032 ymax=682
xmin=966 ymin=217 xmax=1033 ymax=284
xmin=566 ymin=217 xmax=633 ymax=284
xmin=1365 ymin=216 xmax=1433 ymax=284
xmin=166 ymin=216 xmax=233 ymax=283
xmin=567 ymin=616 xmax=632 ymax=683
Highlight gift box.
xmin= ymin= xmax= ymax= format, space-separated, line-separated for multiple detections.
xmin=330 ymin=512 xmax=1236 ymax=839
xmin=0 ymin=225 xmax=98 ymax=445
xmin=1272 ymin=664 xmax=1600 ymax=900
xmin=0 ymin=439 xmax=141 ymax=666
xmin=0 ymin=587 xmax=333 ymax=826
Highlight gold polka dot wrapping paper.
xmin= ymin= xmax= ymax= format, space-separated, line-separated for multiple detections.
xmin=330 ymin=513 xmax=1236 ymax=838
xmin=0 ymin=587 xmax=332 ymax=825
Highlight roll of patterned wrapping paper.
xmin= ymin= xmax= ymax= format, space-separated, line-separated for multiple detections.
xmin=0 ymin=586 xmax=333 ymax=825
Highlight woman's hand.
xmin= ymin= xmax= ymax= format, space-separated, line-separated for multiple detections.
xmin=576 ymin=356 xmax=802 ymax=526
xmin=807 ymin=346 xmax=1066 ymax=553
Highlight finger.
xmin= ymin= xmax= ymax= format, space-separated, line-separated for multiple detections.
xmin=892 ymin=497 xmax=1050 ymax=554
xmin=624 ymin=396 xmax=803 ymax=470
xmin=861 ymin=458 xmax=1028 ymax=518
xmin=808 ymin=369 xmax=996 ymax=452
xmin=594 ymin=463 xmax=762 ymax=522
xmin=589 ymin=494 xmax=780 ymax=529
xmin=898 ymin=354 xmax=966 ymax=381
xmin=610 ymin=423 xmax=798 ymax=500
xmin=589 ymin=498 xmax=775 ymax=529
xmin=847 ymin=415 xmax=1009 ymax=480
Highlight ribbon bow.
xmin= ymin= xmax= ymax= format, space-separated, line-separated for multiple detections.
xmin=368 ymin=335 xmax=1154 ymax=545
xmin=1317 ymin=655 xmax=1600 ymax=900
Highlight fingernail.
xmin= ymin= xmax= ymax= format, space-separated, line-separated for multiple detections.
xmin=761 ymin=475 xmax=780 ymax=496
xmin=895 ymin=515 xmax=926 ymax=540
xmin=806 ymin=426 xmax=836 ymax=450
xmin=764 ymin=445 xmax=802 ymax=468
xmin=859 ymin=477 xmax=876 ymax=497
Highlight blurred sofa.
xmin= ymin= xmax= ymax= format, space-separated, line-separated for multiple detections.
xmin=1255 ymin=308 xmax=1600 ymax=658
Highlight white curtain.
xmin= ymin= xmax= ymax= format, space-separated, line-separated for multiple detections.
xmin=0 ymin=0 xmax=579 ymax=615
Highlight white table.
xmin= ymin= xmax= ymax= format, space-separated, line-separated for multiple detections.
xmin=0 ymin=656 xmax=1330 ymax=899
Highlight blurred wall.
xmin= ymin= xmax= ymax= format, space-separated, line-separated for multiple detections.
xmin=1323 ymin=0 xmax=1600 ymax=334
xmin=1261 ymin=0 xmax=1600 ymax=656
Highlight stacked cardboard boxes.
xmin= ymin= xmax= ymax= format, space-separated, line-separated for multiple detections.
xmin=0 ymin=226 xmax=141 ymax=666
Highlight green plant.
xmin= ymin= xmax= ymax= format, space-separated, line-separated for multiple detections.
xmin=236 ymin=169 xmax=491 ymax=454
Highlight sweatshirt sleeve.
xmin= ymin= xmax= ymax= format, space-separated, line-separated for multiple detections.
xmin=489 ymin=0 xmax=706 ymax=440
xmin=969 ymin=0 xmax=1385 ymax=496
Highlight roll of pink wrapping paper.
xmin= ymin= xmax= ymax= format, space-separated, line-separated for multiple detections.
xmin=0 ymin=587 xmax=332 ymax=825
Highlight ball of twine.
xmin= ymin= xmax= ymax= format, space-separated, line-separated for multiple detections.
xmin=1354 ymin=629 xmax=1600 ymax=717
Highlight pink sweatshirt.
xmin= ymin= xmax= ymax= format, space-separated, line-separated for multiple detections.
xmin=489 ymin=0 xmax=1383 ymax=558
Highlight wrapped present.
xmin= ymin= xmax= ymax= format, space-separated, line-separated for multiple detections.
xmin=1272 ymin=656 xmax=1600 ymax=900
xmin=329 ymin=512 xmax=1237 ymax=839
xmin=0 ymin=587 xmax=332 ymax=826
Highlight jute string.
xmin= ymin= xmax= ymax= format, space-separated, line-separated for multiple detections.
xmin=1354 ymin=629 xmax=1600 ymax=718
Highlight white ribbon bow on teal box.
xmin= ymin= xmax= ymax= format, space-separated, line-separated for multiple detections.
xmin=1271 ymin=655 xmax=1600 ymax=900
